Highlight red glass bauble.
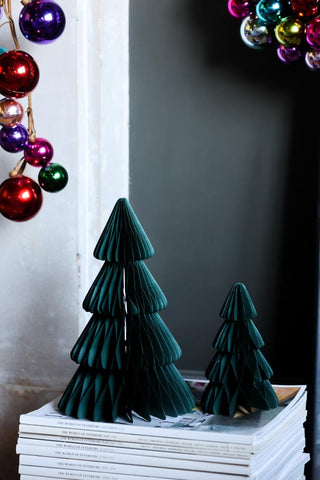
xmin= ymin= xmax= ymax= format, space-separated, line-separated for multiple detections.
xmin=290 ymin=0 xmax=319 ymax=17
xmin=0 ymin=50 xmax=39 ymax=98
xmin=0 ymin=175 xmax=42 ymax=222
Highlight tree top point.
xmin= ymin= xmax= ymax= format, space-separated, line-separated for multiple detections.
xmin=93 ymin=197 xmax=155 ymax=263
xmin=220 ymin=282 xmax=257 ymax=321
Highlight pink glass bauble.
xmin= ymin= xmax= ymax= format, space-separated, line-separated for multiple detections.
xmin=240 ymin=16 xmax=273 ymax=49
xmin=290 ymin=0 xmax=319 ymax=17
xmin=277 ymin=44 xmax=302 ymax=63
xmin=0 ymin=175 xmax=42 ymax=221
xmin=0 ymin=98 xmax=24 ymax=126
xmin=305 ymin=49 xmax=320 ymax=70
xmin=228 ymin=0 xmax=254 ymax=18
xmin=0 ymin=50 xmax=39 ymax=98
xmin=24 ymin=137 xmax=54 ymax=167
xmin=306 ymin=16 xmax=320 ymax=48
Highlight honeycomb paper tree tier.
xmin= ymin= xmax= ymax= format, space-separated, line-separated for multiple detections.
xmin=201 ymin=282 xmax=279 ymax=416
xmin=58 ymin=198 xmax=195 ymax=422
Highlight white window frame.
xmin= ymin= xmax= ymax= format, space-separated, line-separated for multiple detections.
xmin=76 ymin=0 xmax=129 ymax=331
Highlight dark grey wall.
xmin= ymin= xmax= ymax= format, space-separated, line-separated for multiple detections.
xmin=129 ymin=0 xmax=318 ymax=388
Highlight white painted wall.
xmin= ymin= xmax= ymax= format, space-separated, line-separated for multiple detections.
xmin=0 ymin=2 xmax=129 ymax=477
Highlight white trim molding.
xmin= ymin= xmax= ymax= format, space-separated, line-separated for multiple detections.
xmin=76 ymin=0 xmax=130 ymax=331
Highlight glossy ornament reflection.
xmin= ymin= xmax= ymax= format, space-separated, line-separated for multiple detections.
xmin=0 ymin=175 xmax=42 ymax=221
xmin=306 ymin=16 xmax=320 ymax=48
xmin=19 ymin=0 xmax=66 ymax=44
xmin=305 ymin=49 xmax=320 ymax=70
xmin=290 ymin=0 xmax=319 ymax=17
xmin=24 ymin=137 xmax=54 ymax=167
xmin=0 ymin=50 xmax=39 ymax=98
xmin=38 ymin=162 xmax=68 ymax=192
xmin=0 ymin=124 xmax=28 ymax=152
xmin=228 ymin=0 xmax=254 ymax=18
xmin=0 ymin=98 xmax=24 ymax=126
xmin=240 ymin=16 xmax=273 ymax=48
xmin=256 ymin=0 xmax=286 ymax=24
xmin=228 ymin=0 xmax=320 ymax=69
xmin=277 ymin=44 xmax=302 ymax=63
xmin=275 ymin=16 xmax=304 ymax=46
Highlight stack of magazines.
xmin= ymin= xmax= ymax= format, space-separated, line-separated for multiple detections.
xmin=16 ymin=382 xmax=309 ymax=480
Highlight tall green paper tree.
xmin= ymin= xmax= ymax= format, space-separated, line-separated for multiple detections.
xmin=201 ymin=282 xmax=278 ymax=416
xmin=58 ymin=198 xmax=195 ymax=422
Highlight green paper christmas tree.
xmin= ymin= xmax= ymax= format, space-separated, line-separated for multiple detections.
xmin=58 ymin=198 xmax=195 ymax=422
xmin=201 ymin=282 xmax=278 ymax=416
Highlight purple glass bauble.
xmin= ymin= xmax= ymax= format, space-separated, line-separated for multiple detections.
xmin=19 ymin=0 xmax=66 ymax=44
xmin=277 ymin=44 xmax=302 ymax=63
xmin=0 ymin=124 xmax=29 ymax=152
xmin=24 ymin=137 xmax=54 ymax=167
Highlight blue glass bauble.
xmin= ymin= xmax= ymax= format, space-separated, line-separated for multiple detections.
xmin=256 ymin=0 xmax=286 ymax=24
xmin=0 ymin=124 xmax=28 ymax=152
xmin=19 ymin=0 xmax=66 ymax=44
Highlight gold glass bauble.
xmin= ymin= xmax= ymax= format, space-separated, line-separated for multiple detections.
xmin=275 ymin=16 xmax=304 ymax=46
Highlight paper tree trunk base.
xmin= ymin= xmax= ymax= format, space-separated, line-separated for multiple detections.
xmin=58 ymin=198 xmax=195 ymax=422
xmin=201 ymin=282 xmax=278 ymax=416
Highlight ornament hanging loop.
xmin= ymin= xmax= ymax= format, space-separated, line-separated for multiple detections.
xmin=9 ymin=157 xmax=26 ymax=177
xmin=27 ymin=95 xmax=36 ymax=142
xmin=2 ymin=0 xmax=21 ymax=49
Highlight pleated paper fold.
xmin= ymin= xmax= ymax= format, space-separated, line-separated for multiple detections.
xmin=93 ymin=198 xmax=154 ymax=263
xmin=59 ymin=197 xmax=195 ymax=422
xmin=201 ymin=282 xmax=278 ymax=416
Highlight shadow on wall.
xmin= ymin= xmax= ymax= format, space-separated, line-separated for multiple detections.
xmin=188 ymin=0 xmax=317 ymax=86
xmin=188 ymin=0 xmax=319 ymax=380
xmin=188 ymin=1 xmax=319 ymax=477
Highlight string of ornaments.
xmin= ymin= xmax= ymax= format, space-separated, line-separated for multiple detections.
xmin=0 ymin=0 xmax=67 ymax=222
xmin=228 ymin=0 xmax=320 ymax=70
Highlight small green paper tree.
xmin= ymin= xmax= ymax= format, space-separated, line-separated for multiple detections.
xmin=201 ymin=282 xmax=278 ymax=416
xmin=58 ymin=198 xmax=195 ymax=422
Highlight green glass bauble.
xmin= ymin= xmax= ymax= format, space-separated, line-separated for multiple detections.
xmin=38 ymin=162 xmax=68 ymax=192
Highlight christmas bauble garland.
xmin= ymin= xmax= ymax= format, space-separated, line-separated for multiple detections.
xmin=0 ymin=0 xmax=67 ymax=222
xmin=229 ymin=0 xmax=320 ymax=70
